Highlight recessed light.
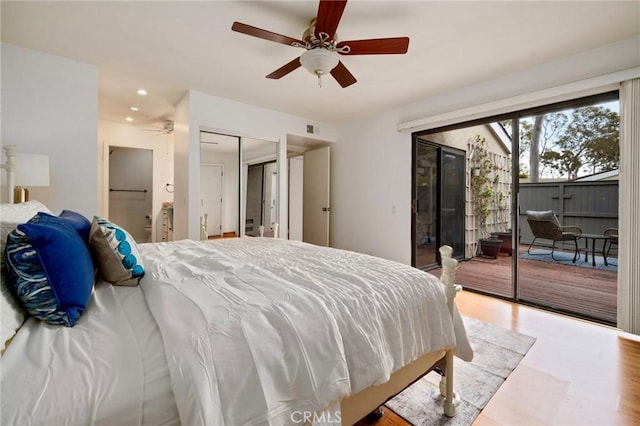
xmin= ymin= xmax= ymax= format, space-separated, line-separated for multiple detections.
xmin=137 ymin=89 xmax=147 ymax=96
xmin=130 ymin=106 xmax=139 ymax=111
xmin=125 ymin=117 xmax=134 ymax=122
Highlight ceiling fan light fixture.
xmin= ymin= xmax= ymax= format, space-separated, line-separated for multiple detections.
xmin=300 ymin=49 xmax=339 ymax=86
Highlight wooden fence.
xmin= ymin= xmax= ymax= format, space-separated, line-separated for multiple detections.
xmin=519 ymin=181 xmax=619 ymax=247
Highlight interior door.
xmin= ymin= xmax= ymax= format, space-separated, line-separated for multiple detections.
xmin=200 ymin=164 xmax=223 ymax=237
xmin=288 ymin=156 xmax=304 ymax=241
xmin=303 ymin=146 xmax=330 ymax=246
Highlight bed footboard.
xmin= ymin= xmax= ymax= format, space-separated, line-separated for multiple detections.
xmin=439 ymin=245 xmax=462 ymax=417
xmin=341 ymin=245 xmax=462 ymax=424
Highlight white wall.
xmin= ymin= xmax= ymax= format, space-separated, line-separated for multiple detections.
xmin=331 ymin=36 xmax=640 ymax=265
xmin=1 ymin=43 xmax=98 ymax=217
xmin=97 ymin=120 xmax=174 ymax=242
xmin=173 ymin=90 xmax=339 ymax=240
xmin=333 ymin=115 xmax=410 ymax=262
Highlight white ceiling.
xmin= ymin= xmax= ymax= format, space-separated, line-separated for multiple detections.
xmin=2 ymin=1 xmax=639 ymax=127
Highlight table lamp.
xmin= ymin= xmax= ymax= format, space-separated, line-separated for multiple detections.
xmin=13 ymin=153 xmax=50 ymax=203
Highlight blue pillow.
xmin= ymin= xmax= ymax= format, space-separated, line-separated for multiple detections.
xmin=4 ymin=214 xmax=94 ymax=327
xmin=27 ymin=211 xmax=92 ymax=246
xmin=59 ymin=210 xmax=92 ymax=244
xmin=89 ymin=216 xmax=145 ymax=286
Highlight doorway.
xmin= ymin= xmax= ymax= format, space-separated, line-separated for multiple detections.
xmin=287 ymin=140 xmax=332 ymax=245
xmin=245 ymin=161 xmax=277 ymax=236
xmin=412 ymin=141 xmax=465 ymax=269
xmin=303 ymin=146 xmax=331 ymax=246
xmin=200 ymin=163 xmax=223 ymax=237
xmin=108 ymin=146 xmax=153 ymax=242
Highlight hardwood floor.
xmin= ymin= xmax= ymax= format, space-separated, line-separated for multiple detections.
xmin=356 ymin=291 xmax=640 ymax=426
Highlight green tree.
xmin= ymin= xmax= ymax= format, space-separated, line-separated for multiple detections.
xmin=518 ymin=113 xmax=568 ymax=180
xmin=540 ymin=106 xmax=619 ymax=180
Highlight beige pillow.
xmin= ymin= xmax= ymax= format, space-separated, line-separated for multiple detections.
xmin=89 ymin=216 xmax=145 ymax=286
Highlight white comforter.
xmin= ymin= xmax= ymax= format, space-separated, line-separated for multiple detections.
xmin=140 ymin=238 xmax=470 ymax=426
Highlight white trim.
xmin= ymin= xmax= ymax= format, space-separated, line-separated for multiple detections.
xmin=618 ymin=77 xmax=640 ymax=335
xmin=488 ymin=122 xmax=512 ymax=155
xmin=397 ymin=68 xmax=640 ymax=133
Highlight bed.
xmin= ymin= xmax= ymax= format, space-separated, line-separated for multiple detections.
xmin=1 ymin=199 xmax=471 ymax=425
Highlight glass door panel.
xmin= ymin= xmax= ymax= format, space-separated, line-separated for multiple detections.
xmin=414 ymin=143 xmax=438 ymax=268
xmin=440 ymin=149 xmax=465 ymax=259
xmin=413 ymin=123 xmax=514 ymax=298
xmin=517 ymin=98 xmax=619 ymax=324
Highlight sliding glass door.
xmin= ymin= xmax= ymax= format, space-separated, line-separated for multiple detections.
xmin=411 ymin=91 xmax=619 ymax=324
xmin=412 ymin=141 xmax=465 ymax=269
xmin=440 ymin=148 xmax=465 ymax=259
xmin=517 ymin=96 xmax=619 ymax=324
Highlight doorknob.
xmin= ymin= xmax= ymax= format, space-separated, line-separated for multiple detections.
xmin=322 ymin=207 xmax=331 ymax=212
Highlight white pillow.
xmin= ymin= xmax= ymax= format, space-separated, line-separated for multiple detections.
xmin=1 ymin=200 xmax=53 ymax=265
xmin=1 ymin=200 xmax=53 ymax=353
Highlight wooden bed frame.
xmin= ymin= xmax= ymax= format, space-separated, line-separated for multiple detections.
xmin=341 ymin=245 xmax=461 ymax=424
xmin=2 ymin=145 xmax=461 ymax=424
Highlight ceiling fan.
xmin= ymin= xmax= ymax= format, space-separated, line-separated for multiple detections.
xmin=142 ymin=120 xmax=174 ymax=135
xmin=231 ymin=0 xmax=409 ymax=88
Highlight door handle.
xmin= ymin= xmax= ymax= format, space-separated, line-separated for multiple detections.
xmin=322 ymin=207 xmax=331 ymax=212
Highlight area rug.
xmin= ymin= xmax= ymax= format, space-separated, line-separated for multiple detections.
xmin=385 ymin=317 xmax=535 ymax=425
xmin=520 ymin=249 xmax=618 ymax=272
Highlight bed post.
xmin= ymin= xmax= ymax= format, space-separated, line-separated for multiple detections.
xmin=439 ymin=245 xmax=461 ymax=417
xmin=1 ymin=145 xmax=17 ymax=203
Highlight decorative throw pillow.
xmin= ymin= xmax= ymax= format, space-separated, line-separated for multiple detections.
xmin=4 ymin=214 xmax=95 ymax=327
xmin=1 ymin=200 xmax=53 ymax=348
xmin=89 ymin=216 xmax=145 ymax=286
xmin=0 ymin=200 xmax=53 ymax=268
xmin=59 ymin=210 xmax=92 ymax=245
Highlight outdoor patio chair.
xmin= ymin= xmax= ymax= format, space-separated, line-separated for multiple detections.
xmin=603 ymin=227 xmax=618 ymax=258
xmin=525 ymin=210 xmax=582 ymax=260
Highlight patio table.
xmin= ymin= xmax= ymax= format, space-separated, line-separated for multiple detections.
xmin=577 ymin=233 xmax=609 ymax=267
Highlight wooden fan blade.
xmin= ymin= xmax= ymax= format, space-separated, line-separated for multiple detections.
xmin=337 ymin=37 xmax=410 ymax=55
xmin=266 ymin=57 xmax=302 ymax=79
xmin=330 ymin=61 xmax=357 ymax=88
xmin=232 ymin=22 xmax=304 ymax=46
xmin=315 ymin=0 xmax=348 ymax=40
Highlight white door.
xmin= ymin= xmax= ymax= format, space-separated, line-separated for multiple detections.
xmin=303 ymin=146 xmax=330 ymax=246
xmin=288 ymin=156 xmax=304 ymax=241
xmin=200 ymin=164 xmax=223 ymax=237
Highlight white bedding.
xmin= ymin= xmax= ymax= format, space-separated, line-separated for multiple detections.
xmin=0 ymin=281 xmax=179 ymax=426
xmin=2 ymin=237 xmax=471 ymax=426
xmin=139 ymin=238 xmax=470 ymax=425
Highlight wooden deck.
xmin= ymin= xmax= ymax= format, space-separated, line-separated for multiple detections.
xmin=428 ymin=245 xmax=618 ymax=324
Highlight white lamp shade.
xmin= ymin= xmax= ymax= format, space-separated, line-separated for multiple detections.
xmin=13 ymin=154 xmax=50 ymax=187
xmin=299 ymin=49 xmax=339 ymax=75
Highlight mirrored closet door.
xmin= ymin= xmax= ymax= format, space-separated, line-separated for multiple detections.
xmin=200 ymin=131 xmax=277 ymax=239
